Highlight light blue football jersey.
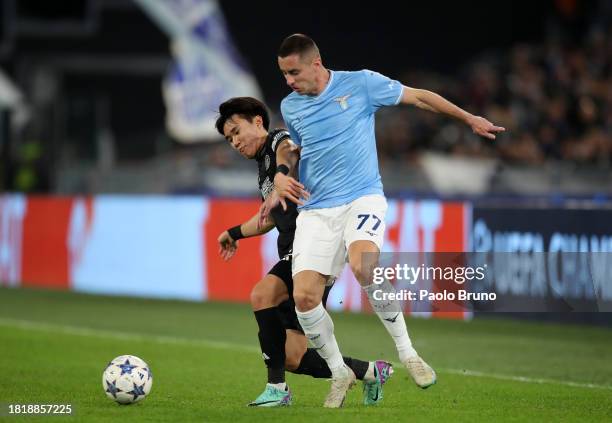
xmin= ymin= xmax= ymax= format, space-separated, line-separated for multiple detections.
xmin=281 ymin=69 xmax=403 ymax=209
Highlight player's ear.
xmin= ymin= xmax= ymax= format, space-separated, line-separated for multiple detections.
xmin=254 ymin=115 xmax=263 ymax=128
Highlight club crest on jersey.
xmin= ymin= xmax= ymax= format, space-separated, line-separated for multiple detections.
xmin=333 ymin=94 xmax=351 ymax=111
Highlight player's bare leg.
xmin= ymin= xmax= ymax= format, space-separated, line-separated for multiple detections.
xmin=293 ymin=270 xmax=356 ymax=407
xmin=284 ymin=329 xmax=308 ymax=371
xmin=348 ymin=240 xmax=436 ymax=388
xmin=251 ymin=275 xmax=290 ymax=311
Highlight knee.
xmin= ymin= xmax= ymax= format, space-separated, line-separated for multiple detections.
xmin=285 ymin=351 xmax=303 ymax=372
xmin=250 ymin=283 xmax=270 ymax=311
xmin=250 ymin=289 xmax=264 ymax=310
xmin=293 ymin=289 xmax=319 ymax=312
xmin=251 ymin=278 xmax=289 ymax=310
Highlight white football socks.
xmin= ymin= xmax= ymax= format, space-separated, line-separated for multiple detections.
xmin=363 ymin=362 xmax=376 ymax=382
xmin=295 ymin=302 xmax=347 ymax=378
xmin=363 ymin=280 xmax=417 ymax=362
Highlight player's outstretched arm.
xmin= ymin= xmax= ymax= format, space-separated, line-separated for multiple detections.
xmin=218 ymin=212 xmax=274 ymax=261
xmin=400 ymin=86 xmax=506 ymax=140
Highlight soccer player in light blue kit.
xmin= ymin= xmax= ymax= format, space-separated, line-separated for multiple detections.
xmin=268 ymin=34 xmax=505 ymax=408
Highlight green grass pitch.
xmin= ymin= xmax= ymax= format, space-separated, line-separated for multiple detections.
xmin=0 ymin=287 xmax=611 ymax=422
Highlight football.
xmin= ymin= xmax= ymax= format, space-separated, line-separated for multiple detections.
xmin=102 ymin=355 xmax=153 ymax=405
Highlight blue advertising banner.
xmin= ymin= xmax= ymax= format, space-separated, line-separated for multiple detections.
xmin=470 ymin=207 xmax=612 ymax=315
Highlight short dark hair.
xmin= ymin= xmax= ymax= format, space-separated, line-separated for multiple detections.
xmin=215 ymin=97 xmax=270 ymax=136
xmin=278 ymin=33 xmax=319 ymax=59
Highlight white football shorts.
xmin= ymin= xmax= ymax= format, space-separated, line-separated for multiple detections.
xmin=292 ymin=194 xmax=387 ymax=278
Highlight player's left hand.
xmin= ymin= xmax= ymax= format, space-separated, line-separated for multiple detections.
xmin=217 ymin=230 xmax=238 ymax=261
xmin=467 ymin=115 xmax=506 ymax=140
xmin=274 ymin=173 xmax=310 ymax=210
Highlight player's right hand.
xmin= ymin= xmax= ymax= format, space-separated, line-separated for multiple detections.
xmin=217 ymin=231 xmax=238 ymax=261
xmin=273 ymin=173 xmax=310 ymax=210
xmin=467 ymin=115 xmax=506 ymax=140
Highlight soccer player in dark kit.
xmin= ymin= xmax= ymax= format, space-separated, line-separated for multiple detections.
xmin=215 ymin=97 xmax=392 ymax=407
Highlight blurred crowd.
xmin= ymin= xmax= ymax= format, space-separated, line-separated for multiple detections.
xmin=376 ymin=18 xmax=612 ymax=166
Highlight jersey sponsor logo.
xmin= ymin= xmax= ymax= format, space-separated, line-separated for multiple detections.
xmin=333 ymin=94 xmax=351 ymax=110
xmin=264 ymin=154 xmax=271 ymax=171
xmin=271 ymin=130 xmax=290 ymax=152
xmin=261 ymin=177 xmax=274 ymax=199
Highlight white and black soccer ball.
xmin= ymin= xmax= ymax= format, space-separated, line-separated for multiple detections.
xmin=102 ymin=355 xmax=153 ymax=404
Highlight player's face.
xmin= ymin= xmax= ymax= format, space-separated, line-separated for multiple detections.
xmin=278 ymin=53 xmax=320 ymax=95
xmin=223 ymin=115 xmax=265 ymax=159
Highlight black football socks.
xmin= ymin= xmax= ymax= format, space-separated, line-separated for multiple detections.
xmin=293 ymin=348 xmax=369 ymax=380
xmin=253 ymin=308 xmax=287 ymax=384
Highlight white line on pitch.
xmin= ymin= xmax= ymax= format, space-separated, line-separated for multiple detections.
xmin=0 ymin=317 xmax=260 ymax=354
xmin=439 ymin=368 xmax=612 ymax=390
xmin=1 ymin=317 xmax=611 ymax=392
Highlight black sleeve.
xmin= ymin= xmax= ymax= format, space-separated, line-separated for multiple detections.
xmin=270 ymin=128 xmax=291 ymax=153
